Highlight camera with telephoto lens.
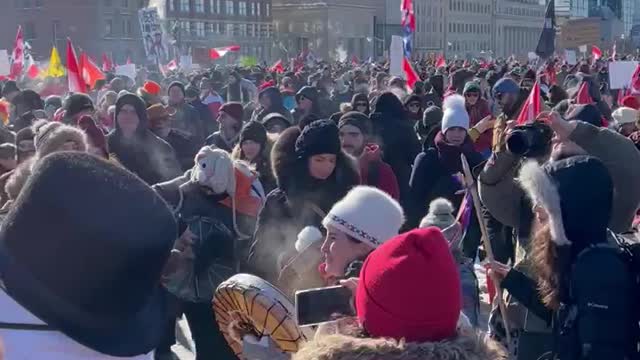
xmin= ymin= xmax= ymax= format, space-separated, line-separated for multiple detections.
xmin=506 ymin=121 xmax=553 ymax=158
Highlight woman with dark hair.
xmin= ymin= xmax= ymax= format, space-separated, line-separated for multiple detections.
xmin=403 ymin=94 xmax=423 ymax=125
xmin=231 ymin=121 xmax=276 ymax=193
xmin=350 ymin=93 xmax=370 ymax=115
xmin=107 ymin=93 xmax=181 ymax=185
xmin=489 ymin=156 xmax=635 ymax=360
xmin=247 ymin=120 xmax=360 ymax=286
xmin=251 ymin=87 xmax=293 ymax=124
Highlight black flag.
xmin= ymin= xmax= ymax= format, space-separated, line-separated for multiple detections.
xmin=535 ymin=0 xmax=555 ymax=59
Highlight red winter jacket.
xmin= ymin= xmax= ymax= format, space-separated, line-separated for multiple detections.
xmin=359 ymin=144 xmax=400 ymax=200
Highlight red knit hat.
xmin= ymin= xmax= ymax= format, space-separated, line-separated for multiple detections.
xmin=143 ymin=81 xmax=162 ymax=96
xmin=219 ymin=102 xmax=244 ymax=122
xmin=622 ymin=95 xmax=640 ymax=110
xmin=356 ymin=227 xmax=461 ymax=343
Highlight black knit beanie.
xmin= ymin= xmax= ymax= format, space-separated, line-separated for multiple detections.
xmin=115 ymin=93 xmax=148 ymax=133
xmin=63 ymin=94 xmax=95 ymax=120
xmin=168 ymin=81 xmax=186 ymax=96
xmin=338 ymin=111 xmax=372 ymax=136
xmin=295 ymin=119 xmax=341 ymax=159
xmin=240 ymin=121 xmax=267 ymax=147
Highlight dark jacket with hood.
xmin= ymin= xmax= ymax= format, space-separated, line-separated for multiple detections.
xmin=168 ymin=82 xmax=205 ymax=145
xmin=407 ymin=132 xmax=483 ymax=228
xmin=246 ymin=127 xmax=360 ymax=285
xmin=107 ymin=94 xmax=182 ymax=185
xmin=350 ymin=93 xmax=370 ymax=115
xmin=370 ymin=92 xmax=421 ymax=206
xmin=404 ymin=94 xmax=424 ymax=124
xmin=251 ymin=87 xmax=294 ymax=124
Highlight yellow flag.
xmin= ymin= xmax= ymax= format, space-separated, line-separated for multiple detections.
xmin=46 ymin=47 xmax=65 ymax=78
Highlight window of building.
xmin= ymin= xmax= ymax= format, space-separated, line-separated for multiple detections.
xmin=216 ymin=0 xmax=221 ymax=13
xmin=179 ymin=0 xmax=189 ymax=12
xmin=23 ymin=21 xmax=36 ymax=39
xmin=219 ymin=22 xmax=226 ymax=34
xmin=35 ymin=0 xmax=43 ymax=6
xmin=121 ymin=0 xmax=128 ymax=7
xmin=256 ymin=2 xmax=260 ymax=15
xmin=226 ymin=0 xmax=234 ymax=14
xmin=239 ymin=1 xmax=246 ymax=15
xmin=195 ymin=0 xmax=204 ymax=12
xmin=105 ymin=19 xmax=114 ymax=36
xmin=239 ymin=23 xmax=246 ymax=36
xmin=169 ymin=0 xmax=174 ymax=10
xmin=226 ymin=23 xmax=234 ymax=34
xmin=266 ymin=3 xmax=270 ymax=16
xmin=104 ymin=0 xmax=113 ymax=6
xmin=209 ymin=0 xmax=214 ymax=12
xmin=123 ymin=18 xmax=133 ymax=37
xmin=196 ymin=22 xmax=205 ymax=37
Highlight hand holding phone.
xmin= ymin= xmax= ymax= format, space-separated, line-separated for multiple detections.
xmin=295 ymin=285 xmax=356 ymax=327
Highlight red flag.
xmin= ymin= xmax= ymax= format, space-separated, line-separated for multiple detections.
xmin=435 ymin=54 xmax=446 ymax=68
xmin=209 ymin=45 xmax=240 ymax=60
xmin=9 ymin=26 xmax=24 ymax=80
xmin=80 ymin=53 xmax=105 ymax=90
xmin=575 ymin=82 xmax=593 ymax=104
xmin=166 ymin=59 xmax=178 ymax=71
xmin=66 ymin=38 xmax=86 ymax=93
xmin=592 ymin=46 xmax=602 ymax=60
xmin=516 ymin=80 xmax=541 ymax=124
xmin=545 ymin=62 xmax=557 ymax=86
xmin=270 ymin=59 xmax=284 ymax=73
xmin=351 ymin=55 xmax=360 ymax=66
xmin=102 ymin=53 xmax=113 ymax=72
xmin=630 ymin=64 xmax=640 ymax=94
xmin=402 ymin=57 xmax=419 ymax=89
xmin=25 ymin=56 xmax=39 ymax=79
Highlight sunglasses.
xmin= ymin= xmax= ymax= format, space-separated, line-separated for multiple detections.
xmin=465 ymin=93 xmax=479 ymax=98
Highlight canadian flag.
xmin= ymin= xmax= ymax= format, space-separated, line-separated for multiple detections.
xmin=630 ymin=64 xmax=640 ymax=94
xmin=435 ymin=53 xmax=446 ymax=68
xmin=25 ymin=54 xmax=39 ymax=79
xmin=270 ymin=59 xmax=284 ymax=74
xmin=80 ymin=53 xmax=105 ymax=90
xmin=516 ymin=80 xmax=541 ymax=125
xmin=402 ymin=57 xmax=420 ymax=89
xmin=592 ymin=46 xmax=602 ymax=60
xmin=210 ymin=45 xmax=241 ymax=60
xmin=66 ymin=38 xmax=86 ymax=93
xmin=575 ymin=81 xmax=593 ymax=104
xmin=9 ymin=26 xmax=24 ymax=80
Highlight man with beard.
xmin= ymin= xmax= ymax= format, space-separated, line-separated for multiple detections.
xmin=338 ymin=111 xmax=399 ymax=200
xmin=167 ymin=81 xmax=205 ymax=145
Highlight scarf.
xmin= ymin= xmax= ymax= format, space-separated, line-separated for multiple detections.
xmin=434 ymin=131 xmax=475 ymax=174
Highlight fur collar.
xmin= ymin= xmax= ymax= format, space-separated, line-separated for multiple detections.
xmin=38 ymin=126 xmax=88 ymax=159
xmin=294 ymin=330 xmax=506 ymax=360
xmin=518 ymin=160 xmax=570 ymax=245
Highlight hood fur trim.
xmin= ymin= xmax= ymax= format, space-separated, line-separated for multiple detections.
xmin=293 ymin=331 xmax=507 ymax=360
xmin=37 ymin=126 xmax=88 ymax=159
xmin=518 ymin=160 xmax=571 ymax=246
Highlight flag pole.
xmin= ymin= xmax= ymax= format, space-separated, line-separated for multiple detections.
xmin=461 ymin=154 xmax=512 ymax=349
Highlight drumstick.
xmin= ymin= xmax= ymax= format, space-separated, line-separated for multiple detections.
xmin=460 ymin=154 xmax=512 ymax=348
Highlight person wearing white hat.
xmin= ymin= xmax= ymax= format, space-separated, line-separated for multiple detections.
xmin=320 ymin=186 xmax=404 ymax=280
xmin=612 ymin=106 xmax=638 ymax=136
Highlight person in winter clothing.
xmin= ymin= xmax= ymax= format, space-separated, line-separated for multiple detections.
xmin=404 ymin=94 xmax=424 ymax=125
xmin=247 ymin=120 xmax=360 ymax=288
xmin=338 ymin=111 xmax=400 ymax=200
xmin=370 ymin=92 xmax=421 ymax=207
xmin=415 ymin=105 xmax=443 ymax=147
xmin=231 ymin=121 xmax=276 ymax=193
xmin=147 ymin=104 xmax=199 ymax=171
xmin=407 ymin=95 xmax=483 ymax=231
xmin=320 ymin=186 xmax=404 ymax=282
xmin=154 ymin=147 xmax=259 ymax=360
xmin=167 ymin=81 xmax=205 ymax=145
xmin=61 ymin=93 xmax=95 ymax=126
xmin=280 ymin=77 xmax=297 ymax=111
xmin=488 ymin=156 xmax=634 ymax=360
xmin=0 ymin=144 xmax=16 ymax=177
xmin=351 ymin=93 xmax=370 ymax=116
xmin=463 ymin=81 xmax=492 ymax=156
xmin=107 ymin=93 xmax=182 ymax=185
xmin=224 ymin=71 xmax=257 ymax=103
xmin=206 ymin=102 xmax=243 ymax=152
xmin=77 ymin=115 xmax=110 ymax=159
xmin=291 ymin=86 xmax=324 ymax=124
xmin=199 ymin=78 xmax=225 ymax=122
xmin=185 ymin=85 xmax=217 ymax=138
xmin=612 ymin=106 xmax=638 ymax=136
xmin=136 ymin=80 xmax=162 ymax=107
xmin=260 ymin=112 xmax=292 ymax=134
xmin=252 ymin=87 xmax=294 ymax=124
xmin=420 ymin=198 xmax=480 ymax=327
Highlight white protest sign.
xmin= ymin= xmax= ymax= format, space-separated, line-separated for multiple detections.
xmin=179 ymin=55 xmax=193 ymax=71
xmin=0 ymin=50 xmax=9 ymax=76
xmin=609 ymin=61 xmax=638 ymax=89
xmin=528 ymin=52 xmax=538 ymax=61
xmin=578 ymin=45 xmax=587 ymax=53
xmin=564 ymin=50 xmax=577 ymax=65
xmin=115 ymin=64 xmax=137 ymax=80
xmin=390 ymin=35 xmax=404 ymax=77
xmin=139 ymin=7 xmax=168 ymax=62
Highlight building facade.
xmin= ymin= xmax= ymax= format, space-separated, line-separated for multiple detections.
xmin=559 ymin=8 xmax=625 ymax=50
xmin=165 ymin=0 xmax=274 ymax=64
xmin=556 ymin=0 xmax=589 ymax=18
xmin=493 ymin=0 xmax=545 ymax=59
xmin=272 ymin=0 xmax=377 ymax=61
xmin=0 ymin=0 xmax=148 ymax=63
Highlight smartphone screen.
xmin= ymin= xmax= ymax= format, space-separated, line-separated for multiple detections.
xmin=295 ymin=285 xmax=355 ymax=326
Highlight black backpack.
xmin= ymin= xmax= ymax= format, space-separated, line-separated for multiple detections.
xmin=560 ymin=232 xmax=640 ymax=359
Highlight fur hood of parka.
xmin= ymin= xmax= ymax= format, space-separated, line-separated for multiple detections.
xmin=293 ymin=331 xmax=507 ymax=360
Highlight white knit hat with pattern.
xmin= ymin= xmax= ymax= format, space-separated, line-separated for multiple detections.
xmin=322 ymin=186 xmax=404 ymax=248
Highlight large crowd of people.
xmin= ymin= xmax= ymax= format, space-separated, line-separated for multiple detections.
xmin=1 ymin=53 xmax=640 ymax=360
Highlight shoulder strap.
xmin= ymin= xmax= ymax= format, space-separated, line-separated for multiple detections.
xmin=173 ymin=185 xmax=185 ymax=216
